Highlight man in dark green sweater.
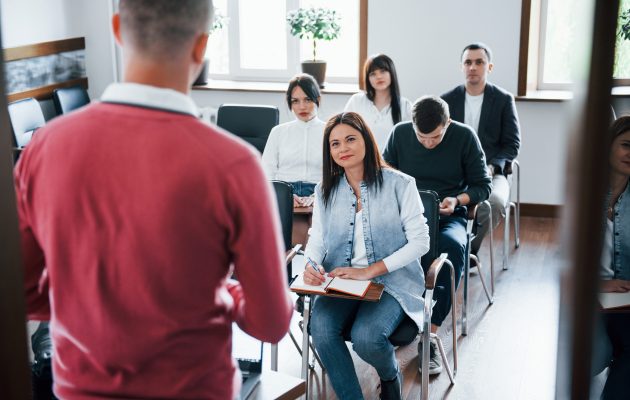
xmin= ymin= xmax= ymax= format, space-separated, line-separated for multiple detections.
xmin=383 ymin=95 xmax=491 ymax=375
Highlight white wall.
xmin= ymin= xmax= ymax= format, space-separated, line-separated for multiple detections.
xmin=191 ymin=0 xmax=571 ymax=205
xmin=2 ymin=0 xmax=571 ymax=205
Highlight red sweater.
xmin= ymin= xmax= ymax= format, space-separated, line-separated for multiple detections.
xmin=14 ymin=103 xmax=293 ymax=399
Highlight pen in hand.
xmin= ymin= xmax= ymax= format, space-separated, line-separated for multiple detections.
xmin=305 ymin=256 xmax=326 ymax=284
xmin=306 ymin=257 xmax=324 ymax=274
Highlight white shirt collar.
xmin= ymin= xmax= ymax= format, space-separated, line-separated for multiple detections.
xmin=294 ymin=115 xmax=322 ymax=127
xmin=101 ymin=83 xmax=199 ymax=117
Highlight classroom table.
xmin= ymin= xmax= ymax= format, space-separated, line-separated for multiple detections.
xmin=292 ymin=206 xmax=313 ymax=248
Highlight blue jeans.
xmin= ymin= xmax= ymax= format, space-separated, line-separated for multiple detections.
xmin=310 ymin=292 xmax=404 ymax=400
xmin=290 ymin=181 xmax=316 ymax=197
xmin=430 ymin=209 xmax=467 ymax=326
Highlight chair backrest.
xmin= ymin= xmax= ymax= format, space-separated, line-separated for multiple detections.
xmin=271 ymin=180 xmax=294 ymax=252
xmin=386 ymin=190 xmax=440 ymax=347
xmin=216 ymin=104 xmax=279 ymax=154
xmin=8 ymin=98 xmax=45 ymax=149
xmin=418 ymin=189 xmax=440 ymax=273
xmin=52 ymin=85 xmax=90 ymax=115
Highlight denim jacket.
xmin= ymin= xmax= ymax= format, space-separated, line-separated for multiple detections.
xmin=306 ymin=168 xmax=430 ymax=329
xmin=610 ymin=182 xmax=630 ymax=280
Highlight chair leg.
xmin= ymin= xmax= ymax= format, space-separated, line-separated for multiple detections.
xmin=513 ymin=201 xmax=520 ymax=249
xmin=447 ymin=260 xmax=458 ymax=380
xmin=301 ymin=295 xmax=312 ymax=398
xmin=470 ymin=254 xmax=493 ymax=305
xmin=462 ymin=242 xmax=469 ymax=336
xmin=271 ymin=343 xmax=278 ymax=371
xmin=503 ymin=203 xmax=512 ymax=271
xmin=513 ymin=160 xmax=521 ymax=249
xmin=483 ymin=200 xmax=495 ymax=296
xmin=289 ymin=330 xmax=322 ymax=371
xmin=433 ymin=334 xmax=455 ymax=384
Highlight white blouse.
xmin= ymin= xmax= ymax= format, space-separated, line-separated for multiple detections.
xmin=600 ymin=218 xmax=614 ymax=279
xmin=343 ymin=92 xmax=413 ymax=151
xmin=261 ymin=117 xmax=325 ymax=183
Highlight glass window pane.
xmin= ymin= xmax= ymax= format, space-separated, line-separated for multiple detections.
xmin=206 ymin=0 xmax=229 ymax=75
xmin=614 ymin=0 xmax=630 ymax=79
xmin=542 ymin=0 xmax=578 ymax=84
xmin=239 ymin=0 xmax=287 ymax=70
xmin=299 ymin=1 xmax=358 ymax=79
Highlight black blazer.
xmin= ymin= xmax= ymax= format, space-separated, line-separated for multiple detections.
xmin=441 ymin=83 xmax=520 ymax=174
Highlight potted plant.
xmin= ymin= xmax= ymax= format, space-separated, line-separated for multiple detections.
xmin=287 ymin=7 xmax=341 ymax=88
xmin=194 ymin=11 xmax=228 ymax=86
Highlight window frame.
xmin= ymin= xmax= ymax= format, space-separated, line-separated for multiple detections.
xmin=207 ymin=0 xmax=367 ymax=85
xmin=519 ymin=0 xmax=630 ymax=95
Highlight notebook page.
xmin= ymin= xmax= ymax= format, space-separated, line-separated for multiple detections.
xmin=327 ymin=278 xmax=371 ymax=297
xmin=599 ymin=292 xmax=630 ymax=309
xmin=290 ymin=271 xmax=333 ymax=294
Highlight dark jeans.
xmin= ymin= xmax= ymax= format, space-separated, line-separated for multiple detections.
xmin=602 ymin=312 xmax=630 ymax=400
xmin=430 ymin=209 xmax=467 ymax=326
xmin=289 ymin=181 xmax=316 ymax=197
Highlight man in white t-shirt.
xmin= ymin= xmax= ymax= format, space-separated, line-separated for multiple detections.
xmin=441 ymin=42 xmax=521 ymax=255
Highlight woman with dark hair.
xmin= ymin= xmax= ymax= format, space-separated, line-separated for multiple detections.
xmin=344 ymin=54 xmax=412 ymax=150
xmin=595 ymin=116 xmax=630 ymax=399
xmin=303 ymin=112 xmax=429 ymax=399
xmin=262 ymin=73 xmax=325 ymax=206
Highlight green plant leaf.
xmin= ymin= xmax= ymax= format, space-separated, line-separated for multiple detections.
xmin=286 ymin=7 xmax=341 ymax=60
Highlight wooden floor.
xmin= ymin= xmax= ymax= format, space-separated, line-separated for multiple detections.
xmin=266 ymin=216 xmax=561 ymax=400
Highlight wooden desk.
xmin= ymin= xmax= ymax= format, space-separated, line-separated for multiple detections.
xmin=292 ymin=206 xmax=313 ymax=248
xmin=249 ymin=371 xmax=305 ymax=400
xmin=291 ymin=283 xmax=385 ymax=399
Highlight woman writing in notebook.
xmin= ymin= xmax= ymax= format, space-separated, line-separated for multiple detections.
xmin=303 ymin=112 xmax=429 ymax=400
xmin=344 ymin=54 xmax=412 ymax=151
xmin=262 ymin=73 xmax=325 ymax=207
xmin=595 ymin=116 xmax=630 ymax=399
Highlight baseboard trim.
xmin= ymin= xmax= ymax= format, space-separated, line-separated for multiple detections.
xmin=519 ymin=203 xmax=560 ymax=218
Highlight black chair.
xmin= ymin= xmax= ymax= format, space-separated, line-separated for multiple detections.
xmin=461 ymin=201 xmax=495 ymax=336
xmin=270 ymin=181 xmax=302 ymax=372
xmin=216 ymin=104 xmax=279 ymax=154
xmin=501 ymin=160 xmax=521 ymax=270
xmin=52 ymin=85 xmax=90 ymax=115
xmin=271 ymin=180 xmax=301 ymax=274
xmin=8 ymin=98 xmax=46 ymax=162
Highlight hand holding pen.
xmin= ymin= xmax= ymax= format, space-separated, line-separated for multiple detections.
xmin=303 ymin=256 xmax=326 ymax=285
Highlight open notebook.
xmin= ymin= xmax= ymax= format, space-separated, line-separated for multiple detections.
xmin=599 ymin=292 xmax=630 ymax=310
xmin=290 ymin=270 xmax=372 ymax=298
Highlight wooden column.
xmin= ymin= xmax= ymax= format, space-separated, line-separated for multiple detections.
xmin=0 ymin=6 xmax=32 ymax=399
xmin=555 ymin=0 xmax=619 ymax=399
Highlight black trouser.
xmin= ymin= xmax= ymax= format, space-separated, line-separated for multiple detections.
xmin=31 ymin=321 xmax=57 ymax=400
xmin=429 ymin=211 xmax=467 ymax=326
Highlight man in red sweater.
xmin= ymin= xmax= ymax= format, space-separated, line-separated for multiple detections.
xmin=14 ymin=1 xmax=293 ymax=398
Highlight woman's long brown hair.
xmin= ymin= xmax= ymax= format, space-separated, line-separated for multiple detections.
xmin=321 ymin=112 xmax=387 ymax=207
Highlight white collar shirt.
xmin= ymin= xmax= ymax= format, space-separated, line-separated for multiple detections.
xmin=261 ymin=117 xmax=325 ymax=183
xmin=344 ymin=92 xmax=412 ymax=151
xmin=101 ymin=83 xmax=199 ymax=117
xmin=464 ymin=92 xmax=484 ymax=134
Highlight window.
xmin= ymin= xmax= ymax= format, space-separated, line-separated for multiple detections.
xmin=527 ymin=0 xmax=630 ymax=91
xmin=205 ymin=0 xmax=362 ymax=84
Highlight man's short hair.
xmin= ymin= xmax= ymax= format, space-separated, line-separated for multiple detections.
xmin=119 ymin=0 xmax=213 ymax=58
xmin=461 ymin=42 xmax=493 ymax=62
xmin=412 ymin=96 xmax=450 ymax=134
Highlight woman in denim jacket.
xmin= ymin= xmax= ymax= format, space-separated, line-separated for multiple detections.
xmin=303 ymin=112 xmax=429 ymax=400
xmin=597 ymin=116 xmax=630 ymax=399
